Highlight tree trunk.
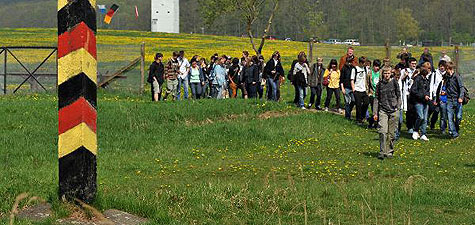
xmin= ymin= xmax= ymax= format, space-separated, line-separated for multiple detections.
xmin=257 ymin=0 xmax=279 ymax=55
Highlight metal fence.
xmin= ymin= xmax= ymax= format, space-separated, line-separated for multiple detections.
xmin=0 ymin=46 xmax=57 ymax=94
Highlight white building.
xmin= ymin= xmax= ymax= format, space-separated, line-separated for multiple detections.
xmin=151 ymin=0 xmax=179 ymax=33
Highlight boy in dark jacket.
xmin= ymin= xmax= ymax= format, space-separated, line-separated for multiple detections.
xmin=444 ymin=62 xmax=465 ymax=138
xmin=148 ymin=53 xmax=164 ymax=101
xmin=374 ymin=67 xmax=401 ymax=159
xmin=264 ymin=51 xmax=285 ymax=101
xmin=410 ymin=69 xmax=431 ymax=141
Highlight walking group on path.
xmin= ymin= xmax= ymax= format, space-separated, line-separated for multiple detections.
xmin=148 ymin=47 xmax=469 ymax=160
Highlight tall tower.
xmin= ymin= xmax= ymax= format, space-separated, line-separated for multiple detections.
xmin=151 ymin=0 xmax=179 ymax=33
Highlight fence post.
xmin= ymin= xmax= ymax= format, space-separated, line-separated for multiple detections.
xmin=308 ymin=40 xmax=313 ymax=64
xmin=57 ymin=0 xmax=97 ymax=203
xmin=454 ymin=45 xmax=460 ymax=73
xmin=385 ymin=39 xmax=391 ymax=60
xmin=140 ymin=42 xmax=145 ymax=94
xmin=3 ymin=48 xmax=6 ymax=94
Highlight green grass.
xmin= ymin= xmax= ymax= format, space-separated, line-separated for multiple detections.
xmin=1 ymin=90 xmax=474 ymax=224
xmin=0 ymin=28 xmax=474 ymax=224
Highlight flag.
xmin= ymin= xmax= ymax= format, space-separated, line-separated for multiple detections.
xmin=97 ymin=5 xmax=107 ymax=14
xmin=104 ymin=4 xmax=119 ymax=24
xmin=135 ymin=5 xmax=139 ymax=19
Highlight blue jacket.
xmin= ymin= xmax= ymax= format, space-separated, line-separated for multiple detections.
xmin=211 ymin=64 xmax=227 ymax=86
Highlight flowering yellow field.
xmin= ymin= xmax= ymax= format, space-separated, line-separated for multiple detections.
xmin=1 ymin=27 xmax=467 ymax=68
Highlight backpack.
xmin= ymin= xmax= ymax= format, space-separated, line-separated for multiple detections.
xmin=322 ymin=70 xmax=330 ymax=86
xmin=353 ymin=66 xmax=368 ymax=89
xmin=456 ymin=75 xmax=470 ymax=105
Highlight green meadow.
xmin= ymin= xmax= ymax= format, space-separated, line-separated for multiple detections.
xmin=0 ymin=29 xmax=474 ymax=224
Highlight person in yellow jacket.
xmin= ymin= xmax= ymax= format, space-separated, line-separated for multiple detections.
xmin=323 ymin=59 xmax=342 ymax=113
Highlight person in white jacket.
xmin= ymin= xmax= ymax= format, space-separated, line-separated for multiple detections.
xmin=428 ymin=60 xmax=447 ymax=130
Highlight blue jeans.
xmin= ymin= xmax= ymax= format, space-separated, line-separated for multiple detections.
xmin=297 ymin=85 xmax=307 ymax=108
xmin=439 ymin=102 xmax=448 ymax=132
xmin=414 ymin=103 xmax=429 ymax=136
xmin=177 ymin=77 xmax=189 ymax=100
xmin=267 ymin=78 xmax=279 ymax=101
xmin=395 ymin=109 xmax=403 ymax=140
xmin=190 ymin=82 xmax=202 ymax=99
xmin=447 ymin=99 xmax=463 ymax=137
xmin=343 ymin=88 xmax=354 ymax=119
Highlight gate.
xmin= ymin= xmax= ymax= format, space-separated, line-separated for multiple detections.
xmin=0 ymin=46 xmax=57 ymax=94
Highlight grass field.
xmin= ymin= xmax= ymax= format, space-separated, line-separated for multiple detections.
xmin=0 ymin=29 xmax=475 ymax=224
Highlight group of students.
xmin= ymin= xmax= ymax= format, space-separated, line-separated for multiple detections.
xmin=148 ymin=47 xmax=468 ymax=160
xmin=147 ymin=50 xmax=285 ymax=102
xmin=288 ymin=46 xmax=467 ymax=159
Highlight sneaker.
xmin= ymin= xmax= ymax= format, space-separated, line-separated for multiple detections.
xmin=377 ymin=154 xmax=385 ymax=160
xmin=408 ymin=129 xmax=414 ymax=134
xmin=386 ymin=153 xmax=394 ymax=159
xmin=338 ymin=109 xmax=344 ymax=114
xmin=420 ymin=135 xmax=429 ymax=141
xmin=300 ymin=107 xmax=307 ymax=110
xmin=412 ymin=132 xmax=420 ymax=140
xmin=452 ymin=134 xmax=459 ymax=139
xmin=324 ymin=107 xmax=329 ymax=112
xmin=308 ymin=103 xmax=312 ymax=108
xmin=316 ymin=106 xmax=322 ymax=110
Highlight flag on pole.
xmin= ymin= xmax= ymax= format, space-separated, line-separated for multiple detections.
xmin=97 ymin=5 xmax=107 ymax=14
xmin=104 ymin=4 xmax=119 ymax=24
xmin=135 ymin=5 xmax=139 ymax=19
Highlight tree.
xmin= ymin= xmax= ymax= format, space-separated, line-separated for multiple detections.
xmin=395 ymin=8 xmax=421 ymax=43
xmin=199 ymin=0 xmax=280 ymax=55
xmin=303 ymin=11 xmax=328 ymax=41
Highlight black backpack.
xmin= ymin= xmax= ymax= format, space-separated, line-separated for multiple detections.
xmin=456 ymin=75 xmax=470 ymax=105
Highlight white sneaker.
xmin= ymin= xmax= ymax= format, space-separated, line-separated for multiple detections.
xmin=412 ymin=132 xmax=420 ymax=140
xmin=308 ymin=104 xmax=312 ymax=108
xmin=420 ymin=135 xmax=429 ymax=141
xmin=408 ymin=129 xmax=414 ymax=134
xmin=301 ymin=107 xmax=306 ymax=110
xmin=324 ymin=107 xmax=329 ymax=112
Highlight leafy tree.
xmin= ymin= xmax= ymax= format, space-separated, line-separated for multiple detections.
xmin=199 ymin=0 xmax=280 ymax=55
xmin=395 ymin=8 xmax=421 ymax=43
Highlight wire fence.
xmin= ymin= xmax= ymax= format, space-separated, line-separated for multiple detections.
xmin=1 ymin=43 xmax=473 ymax=95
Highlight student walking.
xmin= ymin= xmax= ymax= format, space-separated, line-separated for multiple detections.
xmin=410 ymin=69 xmax=431 ymax=141
xmin=177 ymin=50 xmax=190 ymax=100
xmin=374 ymin=67 xmax=401 ymax=160
xmin=339 ymin=47 xmax=358 ymax=71
xmin=264 ymin=51 xmax=285 ymax=101
xmin=241 ymin=56 xmax=259 ymax=98
xmin=148 ymin=53 xmax=164 ymax=102
xmin=228 ymin=58 xmax=241 ymax=98
xmin=427 ymin=61 xmax=447 ymax=130
xmin=188 ymin=57 xmax=205 ymax=99
xmin=368 ymin=59 xmax=381 ymax=128
xmin=210 ymin=56 xmax=228 ymax=99
xmin=351 ymin=57 xmax=370 ymax=124
xmin=163 ymin=52 xmax=180 ymax=101
xmin=308 ymin=57 xmax=325 ymax=110
xmin=435 ymin=75 xmax=449 ymax=134
xmin=323 ymin=59 xmax=341 ymax=112
xmin=444 ymin=62 xmax=465 ymax=139
xmin=401 ymin=58 xmax=418 ymax=133
xmin=293 ymin=54 xmax=311 ymax=109
xmin=340 ymin=57 xmax=355 ymax=119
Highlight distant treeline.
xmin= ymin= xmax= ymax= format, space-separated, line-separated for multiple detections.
xmin=1 ymin=0 xmax=474 ymax=44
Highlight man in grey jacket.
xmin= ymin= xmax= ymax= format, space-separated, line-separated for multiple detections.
xmin=374 ymin=67 xmax=401 ymax=160
xmin=445 ymin=62 xmax=465 ymax=138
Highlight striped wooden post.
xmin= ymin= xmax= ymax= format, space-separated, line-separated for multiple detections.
xmin=58 ymin=0 xmax=97 ymax=203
